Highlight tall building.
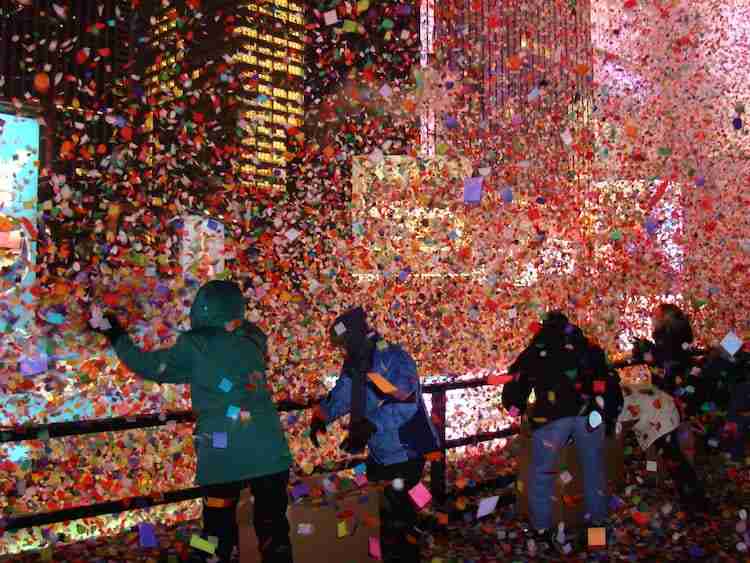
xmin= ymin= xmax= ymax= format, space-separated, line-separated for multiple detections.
xmin=141 ymin=0 xmax=305 ymax=193
xmin=231 ymin=0 xmax=305 ymax=191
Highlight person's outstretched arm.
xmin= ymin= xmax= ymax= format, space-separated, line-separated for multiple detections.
xmin=112 ymin=332 xmax=194 ymax=384
xmin=317 ymin=372 xmax=354 ymax=422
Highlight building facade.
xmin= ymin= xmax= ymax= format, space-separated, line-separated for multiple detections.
xmin=141 ymin=0 xmax=305 ymax=193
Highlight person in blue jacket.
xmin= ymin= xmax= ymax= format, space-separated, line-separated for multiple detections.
xmin=308 ymin=306 xmax=440 ymax=563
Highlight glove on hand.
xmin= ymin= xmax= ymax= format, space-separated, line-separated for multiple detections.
xmin=340 ymin=418 xmax=377 ymax=454
xmin=93 ymin=313 xmax=126 ymax=345
xmin=632 ymin=338 xmax=654 ymax=362
xmin=309 ymin=407 xmax=328 ymax=448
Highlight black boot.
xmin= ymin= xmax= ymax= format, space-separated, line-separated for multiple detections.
xmin=202 ymin=505 xmax=239 ymax=563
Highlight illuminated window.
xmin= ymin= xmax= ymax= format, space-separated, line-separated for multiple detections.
xmin=0 ymin=112 xmax=39 ymax=309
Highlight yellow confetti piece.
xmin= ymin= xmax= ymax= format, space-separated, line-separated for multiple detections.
xmin=190 ymin=535 xmax=216 ymax=554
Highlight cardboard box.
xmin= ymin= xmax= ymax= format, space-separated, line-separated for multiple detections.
xmin=237 ymin=488 xmax=261 ymax=563
xmin=515 ymin=431 xmax=625 ymax=528
xmin=237 ymin=475 xmax=381 ymax=563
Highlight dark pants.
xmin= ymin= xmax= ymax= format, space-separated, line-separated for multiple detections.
xmin=367 ymin=457 xmax=425 ymax=563
xmin=655 ymin=430 xmax=706 ymax=508
xmin=728 ymin=382 xmax=750 ymax=461
xmin=199 ymin=469 xmax=292 ymax=563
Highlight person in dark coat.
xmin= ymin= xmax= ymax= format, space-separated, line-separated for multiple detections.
xmin=631 ymin=303 xmax=708 ymax=513
xmin=700 ymin=337 xmax=750 ymax=462
xmin=309 ymin=306 xmax=440 ymax=563
xmin=94 ymin=280 xmax=293 ymax=563
xmin=502 ymin=311 xmax=623 ymax=550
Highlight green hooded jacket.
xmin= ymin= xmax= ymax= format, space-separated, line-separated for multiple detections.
xmin=113 ymin=280 xmax=292 ymax=485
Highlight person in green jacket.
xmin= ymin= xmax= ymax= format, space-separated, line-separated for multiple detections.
xmin=94 ymin=280 xmax=294 ymax=563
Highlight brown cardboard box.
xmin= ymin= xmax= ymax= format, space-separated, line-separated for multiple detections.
xmin=236 ymin=476 xmax=381 ymax=563
xmin=515 ymin=430 xmax=625 ymax=528
xmin=237 ymin=488 xmax=260 ymax=563
xmin=288 ymin=475 xmax=381 ymax=563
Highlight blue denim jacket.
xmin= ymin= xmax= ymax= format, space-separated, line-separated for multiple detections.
xmin=318 ymin=342 xmax=440 ymax=466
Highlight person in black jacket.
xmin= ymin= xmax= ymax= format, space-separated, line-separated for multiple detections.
xmin=502 ymin=312 xmax=623 ymax=547
xmin=724 ymin=346 xmax=750 ymax=462
xmin=631 ymin=303 xmax=708 ymax=512
xmin=700 ymin=342 xmax=750 ymax=462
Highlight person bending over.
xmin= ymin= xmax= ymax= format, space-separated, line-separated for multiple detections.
xmin=309 ymin=306 xmax=440 ymax=563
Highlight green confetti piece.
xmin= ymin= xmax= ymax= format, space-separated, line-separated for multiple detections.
xmin=342 ymin=20 xmax=359 ymax=32
xmin=381 ymin=18 xmax=395 ymax=30
xmin=658 ymin=147 xmax=672 ymax=157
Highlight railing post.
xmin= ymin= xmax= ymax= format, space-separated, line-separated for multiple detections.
xmin=430 ymin=389 xmax=447 ymax=507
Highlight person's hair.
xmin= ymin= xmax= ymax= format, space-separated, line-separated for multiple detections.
xmin=654 ymin=302 xmax=694 ymax=346
xmin=509 ymin=310 xmax=587 ymax=375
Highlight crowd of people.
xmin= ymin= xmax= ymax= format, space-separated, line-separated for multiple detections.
xmin=92 ymin=280 xmax=749 ymax=562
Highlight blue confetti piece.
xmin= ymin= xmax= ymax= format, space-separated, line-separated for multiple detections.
xmin=213 ymin=432 xmax=228 ymax=448
xmin=218 ymin=378 xmax=233 ymax=393
xmin=463 ymin=177 xmax=483 ymax=204
xmin=20 ymin=354 xmax=48 ymax=377
xmin=501 ymin=188 xmax=513 ymax=203
xmin=227 ymin=405 xmax=241 ymax=420
xmin=138 ymin=522 xmax=158 ymax=548
xmin=45 ymin=312 xmax=65 ymax=325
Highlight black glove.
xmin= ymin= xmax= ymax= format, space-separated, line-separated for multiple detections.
xmin=94 ymin=313 xmax=126 ymax=345
xmin=309 ymin=416 xmax=328 ymax=448
xmin=340 ymin=418 xmax=377 ymax=454
xmin=632 ymin=338 xmax=653 ymax=362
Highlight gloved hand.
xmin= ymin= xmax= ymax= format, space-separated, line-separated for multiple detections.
xmin=632 ymin=338 xmax=654 ymax=363
xmin=309 ymin=406 xmax=328 ymax=448
xmin=92 ymin=313 xmax=126 ymax=345
xmin=340 ymin=418 xmax=377 ymax=454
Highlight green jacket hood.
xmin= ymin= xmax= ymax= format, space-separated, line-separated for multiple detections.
xmin=190 ymin=280 xmax=246 ymax=330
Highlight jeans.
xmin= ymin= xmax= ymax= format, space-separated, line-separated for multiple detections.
xmin=366 ymin=457 xmax=425 ymax=563
xmin=200 ymin=469 xmax=292 ymax=563
xmin=529 ymin=416 xmax=607 ymax=530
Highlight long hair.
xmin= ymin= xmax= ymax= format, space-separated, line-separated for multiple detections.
xmin=653 ymin=303 xmax=694 ymax=362
xmin=653 ymin=303 xmax=693 ymax=344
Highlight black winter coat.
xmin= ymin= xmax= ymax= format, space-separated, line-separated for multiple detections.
xmin=633 ymin=329 xmax=750 ymax=418
xmin=502 ymin=325 xmax=623 ymax=431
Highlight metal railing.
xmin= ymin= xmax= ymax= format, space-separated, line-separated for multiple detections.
xmin=1 ymin=356 xmax=660 ymax=534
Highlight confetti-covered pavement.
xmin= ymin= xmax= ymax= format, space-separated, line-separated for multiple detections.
xmin=4 ymin=432 xmax=750 ymax=563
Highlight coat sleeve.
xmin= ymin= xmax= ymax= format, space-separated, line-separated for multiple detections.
xmin=367 ymin=349 xmax=420 ymax=432
xmin=113 ymin=332 xmax=194 ymax=384
xmin=318 ymin=373 xmax=353 ymax=422
xmin=502 ymin=350 xmax=533 ymax=413
xmin=502 ymin=373 xmax=532 ymax=414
